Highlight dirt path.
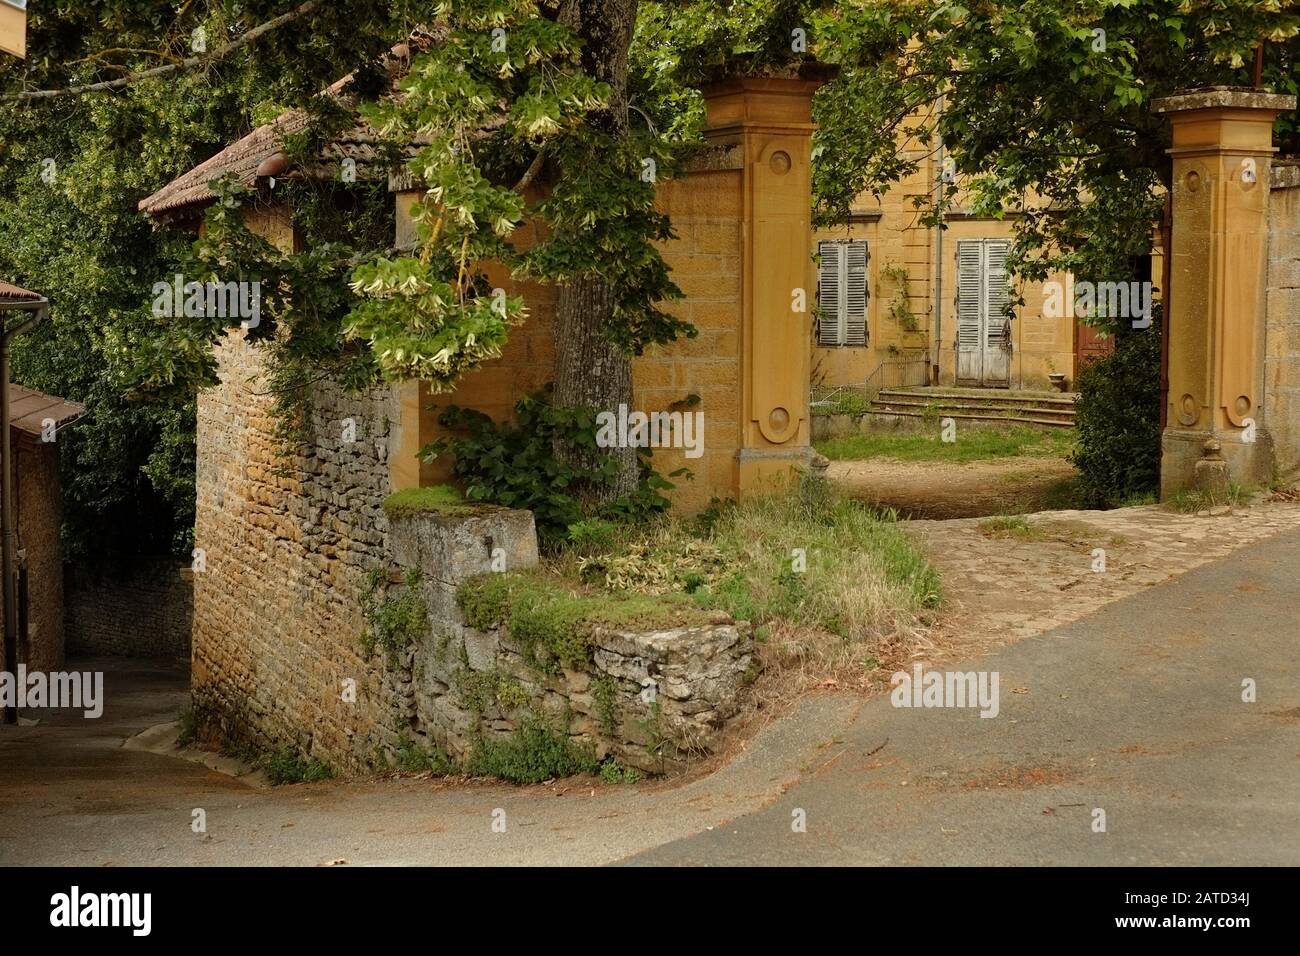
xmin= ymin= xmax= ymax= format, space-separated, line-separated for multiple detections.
xmin=828 ymin=456 xmax=1078 ymax=519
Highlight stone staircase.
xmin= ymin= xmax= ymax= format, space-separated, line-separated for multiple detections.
xmin=872 ymin=386 xmax=1077 ymax=428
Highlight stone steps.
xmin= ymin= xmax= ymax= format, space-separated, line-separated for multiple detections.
xmin=873 ymin=387 xmax=1077 ymax=428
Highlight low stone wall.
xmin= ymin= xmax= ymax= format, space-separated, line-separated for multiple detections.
xmin=65 ymin=558 xmax=193 ymax=657
xmin=386 ymin=507 xmax=753 ymax=774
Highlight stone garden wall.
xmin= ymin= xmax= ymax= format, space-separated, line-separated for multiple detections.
xmin=191 ymin=330 xmax=752 ymax=775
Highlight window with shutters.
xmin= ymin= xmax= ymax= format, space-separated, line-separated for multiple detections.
xmin=816 ymin=240 xmax=869 ymax=347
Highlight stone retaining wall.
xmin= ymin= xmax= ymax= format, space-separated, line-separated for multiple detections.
xmin=1266 ymin=163 xmax=1300 ymax=478
xmin=387 ymin=507 xmax=751 ymax=772
xmin=191 ymin=331 xmax=753 ymax=775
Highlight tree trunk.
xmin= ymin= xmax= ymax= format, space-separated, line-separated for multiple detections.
xmin=552 ymin=0 xmax=640 ymax=500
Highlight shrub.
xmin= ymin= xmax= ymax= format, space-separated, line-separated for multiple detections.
xmin=420 ymin=388 xmax=682 ymax=543
xmin=393 ymin=733 xmax=459 ymax=774
xmin=1071 ymin=321 xmax=1162 ymax=507
xmin=359 ymin=566 xmax=429 ymax=660
xmin=465 ymin=719 xmax=600 ymax=783
xmin=260 ymin=747 xmax=333 ymax=785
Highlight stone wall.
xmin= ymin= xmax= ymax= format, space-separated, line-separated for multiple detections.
xmin=0 ymin=437 xmax=64 ymax=674
xmin=388 ymin=508 xmax=752 ymax=773
xmin=1265 ymin=162 xmax=1300 ymax=478
xmin=191 ymin=329 xmax=412 ymax=771
xmin=192 ymin=330 xmax=753 ymax=774
xmin=402 ymin=149 xmax=746 ymax=513
xmin=65 ymin=559 xmax=192 ymax=657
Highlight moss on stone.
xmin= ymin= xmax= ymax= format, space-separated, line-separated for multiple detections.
xmin=456 ymin=571 xmax=716 ymax=673
xmin=382 ymin=484 xmax=471 ymax=518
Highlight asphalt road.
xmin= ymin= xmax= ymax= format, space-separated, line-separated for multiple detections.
xmin=1 ymin=528 xmax=1296 ymax=866
xmin=630 ymin=526 xmax=1300 ymax=865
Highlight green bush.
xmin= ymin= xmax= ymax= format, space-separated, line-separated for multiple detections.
xmin=420 ymin=389 xmax=681 ymax=543
xmin=260 ymin=747 xmax=333 ymax=785
xmin=1071 ymin=321 xmax=1162 ymax=508
xmin=465 ymin=719 xmax=600 ymax=783
xmin=359 ymin=567 xmax=429 ymax=660
xmin=393 ymin=733 xmax=459 ymax=774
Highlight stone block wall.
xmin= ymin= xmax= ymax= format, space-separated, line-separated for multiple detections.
xmin=191 ymin=329 xmax=413 ymax=771
xmin=1265 ymin=163 xmax=1300 ymax=478
xmin=192 ymin=330 xmax=753 ymax=774
xmin=65 ymin=559 xmax=193 ymax=657
xmin=404 ymin=149 xmax=746 ymax=513
xmin=387 ymin=508 xmax=752 ymax=774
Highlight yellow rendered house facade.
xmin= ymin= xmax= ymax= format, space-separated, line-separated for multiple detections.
xmin=812 ymin=135 xmax=1158 ymax=393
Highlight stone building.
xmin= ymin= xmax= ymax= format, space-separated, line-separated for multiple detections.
xmin=811 ymin=123 xmax=1147 ymax=394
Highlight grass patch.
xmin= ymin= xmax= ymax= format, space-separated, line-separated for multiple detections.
xmin=259 ymin=747 xmax=333 ymax=785
xmin=175 ymin=704 xmax=200 ymax=748
xmin=1163 ymin=483 xmax=1250 ymax=514
xmin=977 ymin=514 xmax=1049 ymax=541
xmin=457 ymin=571 xmax=714 ymax=674
xmin=382 ymin=484 xmax=472 ymax=518
xmin=811 ymin=392 xmax=874 ymax=417
xmin=393 ymin=733 xmax=459 ymax=774
xmin=536 ymin=479 xmax=941 ymax=687
xmin=815 ymin=425 xmax=1077 ymax=463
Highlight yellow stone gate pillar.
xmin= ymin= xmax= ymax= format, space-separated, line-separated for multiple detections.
xmin=701 ymin=71 xmax=828 ymax=497
xmin=1154 ymin=87 xmax=1296 ymax=496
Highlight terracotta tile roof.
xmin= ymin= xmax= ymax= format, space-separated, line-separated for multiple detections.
xmin=0 ymin=281 xmax=42 ymax=302
xmin=6 ymin=384 xmax=85 ymax=438
xmin=137 ymin=110 xmax=314 ymax=217
xmin=139 ymin=38 xmax=438 ymax=221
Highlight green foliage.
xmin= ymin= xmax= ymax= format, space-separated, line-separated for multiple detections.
xmin=599 ymin=758 xmax=642 ymax=785
xmin=566 ymin=518 xmax=619 ymax=553
xmin=591 ymin=674 xmax=620 ymax=737
xmin=423 ymin=389 xmax=678 ymax=541
xmin=879 ymin=262 xmax=918 ymax=332
xmin=465 ymin=718 xmax=600 ymax=784
xmin=360 ymin=566 xmax=429 ymax=660
xmin=1163 ymin=483 xmax=1250 ymax=513
xmin=393 ymin=733 xmax=459 ymax=775
xmin=260 ymin=747 xmax=334 ymax=785
xmin=456 ymin=571 xmax=712 ymax=674
xmin=382 ymin=484 xmax=470 ymax=518
xmin=175 ymin=704 xmax=200 ymax=749
xmin=0 ymin=1 xmax=413 ymax=560
xmin=455 ymin=667 xmax=530 ymax=718
xmin=1072 ymin=325 xmax=1162 ymax=507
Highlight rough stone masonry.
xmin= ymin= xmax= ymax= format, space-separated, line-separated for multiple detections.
xmin=191 ymin=331 xmax=752 ymax=774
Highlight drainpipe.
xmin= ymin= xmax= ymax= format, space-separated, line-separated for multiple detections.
xmin=1 ymin=295 xmax=47 ymax=724
xmin=932 ymin=94 xmax=945 ymax=386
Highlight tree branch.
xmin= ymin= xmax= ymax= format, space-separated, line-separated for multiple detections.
xmin=3 ymin=0 xmax=325 ymax=103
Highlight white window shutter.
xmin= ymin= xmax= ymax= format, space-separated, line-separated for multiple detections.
xmin=956 ymin=240 xmax=982 ymax=352
xmin=845 ymin=241 xmax=868 ymax=346
xmin=817 ymin=241 xmax=844 ymax=346
xmin=984 ymin=239 xmax=1011 ymax=345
